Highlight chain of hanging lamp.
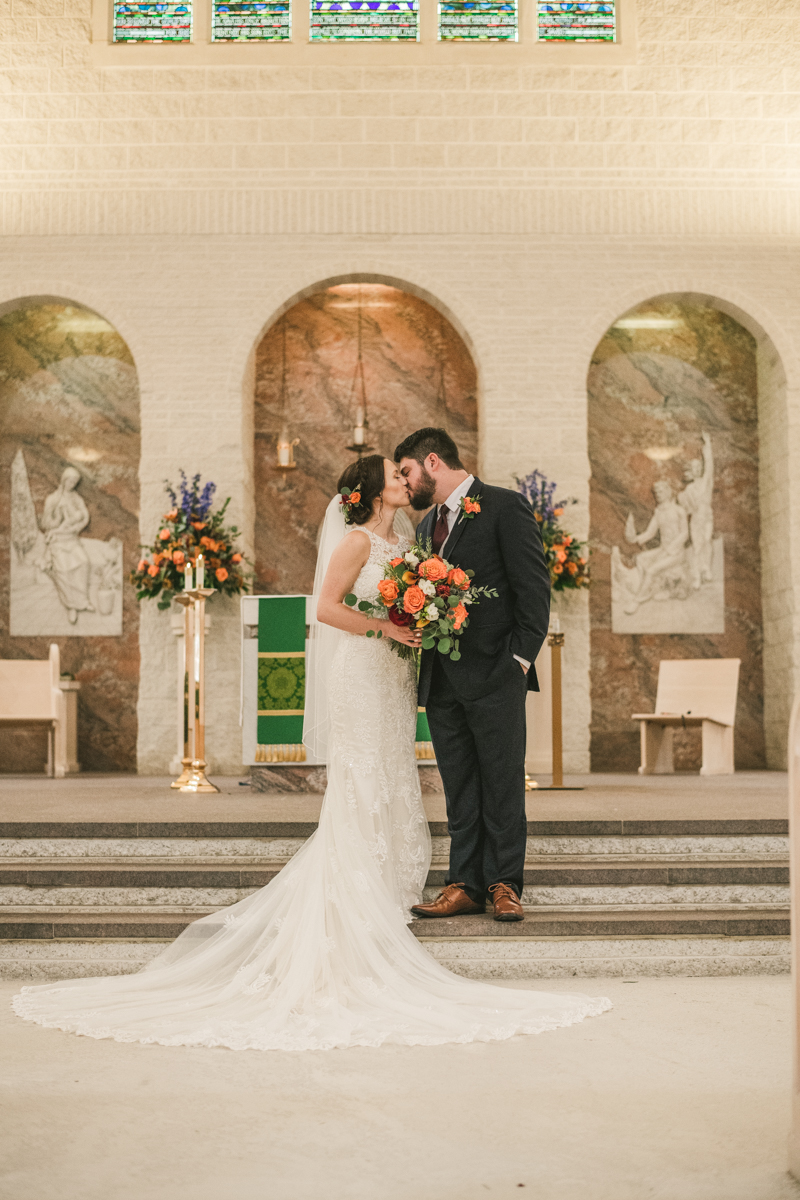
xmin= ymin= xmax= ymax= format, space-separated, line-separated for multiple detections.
xmin=346 ymin=285 xmax=375 ymax=456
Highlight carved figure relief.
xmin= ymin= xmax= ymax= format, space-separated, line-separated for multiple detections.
xmin=611 ymin=433 xmax=724 ymax=634
xmin=10 ymin=449 xmax=122 ymax=636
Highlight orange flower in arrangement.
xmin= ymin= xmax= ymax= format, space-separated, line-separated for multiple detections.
xmin=158 ymin=528 xmax=171 ymax=541
xmin=401 ymin=570 xmax=418 ymax=585
xmin=390 ymin=557 xmax=403 ymax=567
xmin=554 ymin=546 xmax=567 ymax=564
xmin=567 ymin=562 xmax=578 ymax=575
xmin=378 ymin=579 xmax=400 ymax=604
xmin=215 ymin=567 xmax=228 ymax=582
xmin=231 ymin=553 xmax=242 ymax=564
xmin=579 ymin=558 xmax=586 ymax=566
xmin=447 ymin=567 xmax=469 ymax=590
xmin=553 ymin=508 xmax=563 ymax=517
xmin=172 ymin=550 xmax=185 ymax=566
xmin=349 ymin=492 xmax=361 ymax=505
xmin=463 ymin=498 xmax=480 ymax=515
xmin=403 ymin=585 xmax=426 ymax=615
xmin=418 ymin=557 xmax=448 ymax=582
xmin=553 ymin=563 xmax=564 ymax=575
xmin=165 ymin=509 xmax=178 ymax=521
xmin=147 ymin=564 xmax=159 ymax=577
xmin=192 ymin=521 xmax=205 ymax=531
xmin=452 ymin=603 xmax=468 ymax=630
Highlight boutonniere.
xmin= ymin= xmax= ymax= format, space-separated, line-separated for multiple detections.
xmin=458 ymin=494 xmax=482 ymax=522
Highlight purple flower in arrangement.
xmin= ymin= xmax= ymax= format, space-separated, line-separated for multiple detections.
xmin=516 ymin=468 xmax=570 ymax=524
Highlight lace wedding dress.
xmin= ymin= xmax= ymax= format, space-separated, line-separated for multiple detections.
xmin=13 ymin=527 xmax=611 ymax=1051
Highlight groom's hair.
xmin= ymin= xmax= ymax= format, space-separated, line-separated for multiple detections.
xmin=394 ymin=428 xmax=463 ymax=471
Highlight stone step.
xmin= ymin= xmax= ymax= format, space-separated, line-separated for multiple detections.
xmin=0 ymin=905 xmax=789 ymax=941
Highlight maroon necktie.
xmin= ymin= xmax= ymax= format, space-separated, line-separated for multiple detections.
xmin=432 ymin=505 xmax=450 ymax=555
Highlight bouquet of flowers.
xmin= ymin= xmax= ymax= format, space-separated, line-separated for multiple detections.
xmin=345 ymin=540 xmax=498 ymax=661
xmin=516 ymin=469 xmax=590 ymax=592
xmin=130 ymin=471 xmax=250 ymax=610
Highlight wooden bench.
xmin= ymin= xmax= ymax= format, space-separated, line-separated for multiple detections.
xmin=633 ymin=658 xmax=741 ymax=776
xmin=0 ymin=644 xmax=77 ymax=777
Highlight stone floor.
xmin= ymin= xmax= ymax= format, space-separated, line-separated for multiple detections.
xmin=0 ymin=769 xmax=788 ymax=823
xmin=2 ymin=975 xmax=799 ymax=1200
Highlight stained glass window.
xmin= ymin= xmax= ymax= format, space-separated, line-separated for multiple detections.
xmin=537 ymin=1 xmax=615 ymax=42
xmin=113 ymin=0 xmax=192 ymax=41
xmin=212 ymin=0 xmax=290 ymax=39
xmin=439 ymin=0 xmax=516 ymax=40
xmin=310 ymin=0 xmax=418 ymax=40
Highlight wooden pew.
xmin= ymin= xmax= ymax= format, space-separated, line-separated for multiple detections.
xmin=0 ymin=644 xmax=74 ymax=777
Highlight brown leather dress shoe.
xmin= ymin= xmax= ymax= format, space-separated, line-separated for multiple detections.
xmin=488 ymin=882 xmax=524 ymax=922
xmin=411 ymin=883 xmax=485 ymax=918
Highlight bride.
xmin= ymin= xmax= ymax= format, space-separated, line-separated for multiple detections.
xmin=13 ymin=456 xmax=611 ymax=1051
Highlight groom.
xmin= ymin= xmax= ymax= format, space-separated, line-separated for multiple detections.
xmin=395 ymin=428 xmax=551 ymax=922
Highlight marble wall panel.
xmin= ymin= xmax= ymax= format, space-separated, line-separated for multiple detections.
xmin=588 ymin=301 xmax=765 ymax=773
xmin=254 ymin=284 xmax=478 ymax=595
xmin=0 ymin=304 xmax=140 ymax=773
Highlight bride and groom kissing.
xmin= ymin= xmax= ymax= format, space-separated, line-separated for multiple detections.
xmin=15 ymin=425 xmax=609 ymax=1052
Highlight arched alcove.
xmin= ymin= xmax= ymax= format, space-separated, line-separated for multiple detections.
xmin=253 ymin=281 xmax=479 ymax=594
xmin=0 ymin=299 xmax=141 ymax=772
xmin=587 ymin=295 xmax=782 ymax=772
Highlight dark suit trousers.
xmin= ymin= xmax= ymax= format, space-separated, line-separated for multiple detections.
xmin=425 ymin=658 xmax=528 ymax=899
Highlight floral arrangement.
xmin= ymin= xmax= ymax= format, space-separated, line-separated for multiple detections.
xmin=345 ymin=540 xmax=498 ymax=661
xmin=458 ymin=495 xmax=482 ymax=520
xmin=130 ymin=471 xmax=250 ymax=610
xmin=339 ymin=484 xmax=361 ymax=521
xmin=516 ymin=469 xmax=590 ymax=592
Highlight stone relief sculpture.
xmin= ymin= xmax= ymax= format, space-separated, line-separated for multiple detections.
xmin=10 ymin=449 xmax=122 ymax=636
xmin=611 ymin=432 xmax=724 ymax=635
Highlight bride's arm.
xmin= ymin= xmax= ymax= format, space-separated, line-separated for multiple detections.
xmin=316 ymin=531 xmax=422 ymax=648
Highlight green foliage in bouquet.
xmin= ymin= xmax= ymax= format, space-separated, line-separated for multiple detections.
xmin=517 ymin=469 xmax=590 ymax=592
xmin=130 ymin=471 xmax=251 ymax=610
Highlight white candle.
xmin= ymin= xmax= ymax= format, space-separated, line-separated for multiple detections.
xmin=196 ymin=554 xmax=205 ymax=588
xmin=278 ymin=442 xmax=290 ymax=466
xmin=552 ymin=613 xmax=560 ymax=634
xmin=184 ymin=562 xmax=193 ymax=592
xmin=353 ymin=425 xmax=365 ymax=446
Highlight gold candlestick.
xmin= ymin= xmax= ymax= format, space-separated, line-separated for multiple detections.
xmin=179 ymin=577 xmax=219 ymax=795
xmin=548 ymin=630 xmax=565 ymax=789
xmin=170 ymin=592 xmax=195 ymax=788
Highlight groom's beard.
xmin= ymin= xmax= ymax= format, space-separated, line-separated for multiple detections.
xmin=408 ymin=466 xmax=437 ymax=511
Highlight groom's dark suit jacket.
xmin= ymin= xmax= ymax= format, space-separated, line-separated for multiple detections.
xmin=416 ymin=479 xmax=551 ymax=707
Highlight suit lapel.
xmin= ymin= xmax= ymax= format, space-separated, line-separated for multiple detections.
xmin=442 ymin=476 xmax=482 ymax=562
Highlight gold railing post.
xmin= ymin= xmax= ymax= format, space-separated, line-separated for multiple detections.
xmin=548 ymin=630 xmax=565 ymax=789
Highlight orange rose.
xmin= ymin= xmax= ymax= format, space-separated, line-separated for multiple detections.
xmin=390 ymin=557 xmax=403 ymax=567
xmin=378 ymin=579 xmax=399 ymax=604
xmin=403 ymin=585 xmax=426 ymax=615
xmin=447 ymin=567 xmax=469 ymax=590
xmin=402 ymin=570 xmax=418 ymax=585
xmin=172 ymin=550 xmax=185 ymax=566
xmin=553 ymin=563 xmax=563 ymax=575
xmin=165 ymin=510 xmax=178 ymax=520
xmin=553 ymin=508 xmax=563 ymax=516
xmin=231 ymin=553 xmax=242 ymax=564
xmin=200 ymin=536 xmax=212 ymax=548
xmin=216 ymin=567 xmax=228 ymax=582
xmin=137 ymin=559 xmax=148 ymax=572
xmin=554 ymin=546 xmax=567 ymax=563
xmin=147 ymin=564 xmax=159 ymax=577
xmin=192 ymin=521 xmax=205 ymax=530
xmin=452 ymin=603 xmax=468 ymax=630
xmin=349 ymin=492 xmax=361 ymax=504
xmin=159 ymin=528 xmax=170 ymax=541
xmin=418 ymin=557 xmax=448 ymax=582
xmin=463 ymin=499 xmax=481 ymax=515
xmin=567 ymin=562 xmax=578 ymax=575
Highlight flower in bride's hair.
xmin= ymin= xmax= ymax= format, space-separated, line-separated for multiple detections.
xmin=378 ymin=579 xmax=399 ymax=604
xmin=403 ymin=585 xmax=426 ymax=615
xmin=418 ymin=557 xmax=448 ymax=582
xmin=349 ymin=492 xmax=361 ymax=504
xmin=388 ymin=605 xmax=414 ymax=627
xmin=390 ymin=556 xmax=403 ymax=567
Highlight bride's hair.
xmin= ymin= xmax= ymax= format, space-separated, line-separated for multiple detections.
xmin=337 ymin=455 xmax=385 ymax=526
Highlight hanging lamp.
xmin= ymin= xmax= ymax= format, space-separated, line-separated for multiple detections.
xmin=345 ymin=286 xmax=375 ymax=457
xmin=275 ymin=317 xmax=299 ymax=470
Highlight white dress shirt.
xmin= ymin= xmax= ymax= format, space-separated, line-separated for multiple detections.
xmin=436 ymin=475 xmax=530 ymax=674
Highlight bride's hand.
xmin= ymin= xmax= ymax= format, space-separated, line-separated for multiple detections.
xmin=383 ymin=623 xmax=423 ymax=648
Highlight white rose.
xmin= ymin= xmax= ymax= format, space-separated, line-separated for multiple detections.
xmin=404 ymin=551 xmax=420 ymax=566
xmin=419 ymin=579 xmax=435 ymax=597
xmin=425 ymin=603 xmax=439 ymax=620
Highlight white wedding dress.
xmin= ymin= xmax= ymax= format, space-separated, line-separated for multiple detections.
xmin=13 ymin=527 xmax=611 ymax=1051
